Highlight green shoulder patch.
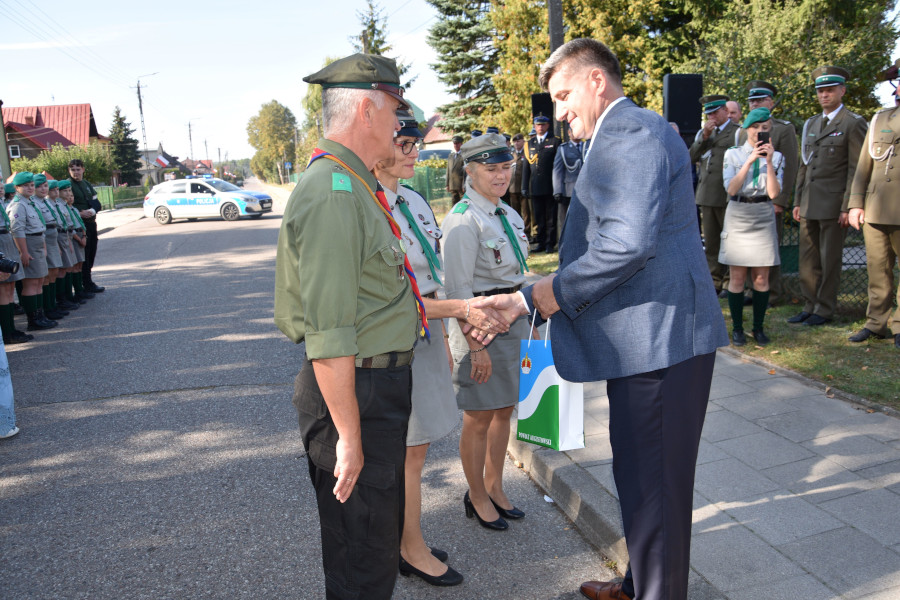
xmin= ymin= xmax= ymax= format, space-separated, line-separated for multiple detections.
xmin=332 ymin=172 xmax=352 ymax=192
xmin=451 ymin=202 xmax=469 ymax=214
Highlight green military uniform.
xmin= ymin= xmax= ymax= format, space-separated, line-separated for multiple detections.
xmin=446 ymin=137 xmax=465 ymax=205
xmin=848 ymin=105 xmax=900 ymax=341
xmin=690 ymin=95 xmax=740 ymax=291
xmin=795 ymin=68 xmax=867 ymax=320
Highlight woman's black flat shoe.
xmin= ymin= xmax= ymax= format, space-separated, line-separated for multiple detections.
xmin=399 ymin=556 xmax=464 ymax=586
xmin=430 ymin=547 xmax=448 ymax=562
xmin=464 ymin=491 xmax=508 ymax=530
xmin=490 ymin=497 xmax=525 ymax=519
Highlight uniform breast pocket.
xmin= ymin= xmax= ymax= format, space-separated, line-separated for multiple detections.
xmin=369 ymin=244 xmax=407 ymax=301
xmin=480 ymin=236 xmax=507 ymax=265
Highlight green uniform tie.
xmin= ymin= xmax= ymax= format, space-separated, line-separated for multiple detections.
xmin=0 ymin=204 xmax=10 ymax=228
xmin=45 ymin=199 xmax=66 ymax=225
xmin=395 ymin=194 xmax=442 ymax=286
xmin=495 ymin=206 xmax=529 ymax=273
xmin=28 ymin=199 xmax=46 ymax=226
xmin=68 ymin=205 xmax=86 ymax=228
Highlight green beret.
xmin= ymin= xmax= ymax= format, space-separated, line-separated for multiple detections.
xmin=747 ymin=80 xmax=777 ymax=99
xmin=812 ymin=66 xmax=850 ymax=88
xmin=461 ymin=133 xmax=513 ymax=164
xmin=4 ymin=183 xmax=14 ymax=195
xmin=48 ymin=180 xmax=59 ymax=190
xmin=742 ymin=107 xmax=772 ymax=129
xmin=699 ymin=94 xmax=729 ymax=114
xmin=12 ymin=172 xmax=34 ymax=186
xmin=304 ymin=53 xmax=408 ymax=109
xmin=57 ymin=180 xmax=72 ymax=190
xmin=33 ymin=173 xmax=47 ymax=186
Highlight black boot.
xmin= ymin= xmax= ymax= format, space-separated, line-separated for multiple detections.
xmin=27 ymin=309 xmax=57 ymax=330
xmin=4 ymin=330 xmax=34 ymax=344
xmin=45 ymin=307 xmax=68 ymax=320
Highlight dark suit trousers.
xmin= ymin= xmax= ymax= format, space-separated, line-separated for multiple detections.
xmin=294 ymin=359 xmax=411 ymax=600
xmin=82 ymin=218 xmax=98 ymax=281
xmin=607 ymin=352 xmax=716 ymax=600
xmin=532 ymin=194 xmax=557 ymax=249
xmin=798 ymin=217 xmax=844 ymax=318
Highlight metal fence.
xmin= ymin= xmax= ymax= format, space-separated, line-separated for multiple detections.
xmin=401 ymin=166 xmax=453 ymax=215
xmin=96 ymin=186 xmax=148 ymax=210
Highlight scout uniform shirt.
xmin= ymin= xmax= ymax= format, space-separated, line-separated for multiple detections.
xmin=723 ymin=144 xmax=786 ymax=196
xmin=7 ymin=193 xmax=46 ymax=238
xmin=796 ymin=105 xmax=867 ymax=219
xmin=690 ymin=120 xmax=740 ymax=207
xmin=34 ymin=194 xmax=61 ymax=230
xmin=441 ymin=183 xmax=529 ymax=300
xmin=383 ymin=185 xmax=443 ymax=296
xmin=736 ymin=119 xmax=799 ymax=210
xmin=849 ymin=105 xmax=900 ymax=225
xmin=274 ymin=139 xmax=418 ymax=360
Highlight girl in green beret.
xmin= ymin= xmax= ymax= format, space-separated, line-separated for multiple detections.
xmin=0 ymin=180 xmax=31 ymax=344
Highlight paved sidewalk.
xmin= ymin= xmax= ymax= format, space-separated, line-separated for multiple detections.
xmin=509 ymin=349 xmax=900 ymax=599
xmin=96 ymin=206 xmax=144 ymax=235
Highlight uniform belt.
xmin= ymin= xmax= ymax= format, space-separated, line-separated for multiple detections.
xmin=26 ymin=232 xmax=43 ymax=237
xmin=473 ymin=284 xmax=522 ymax=297
xmin=0 ymin=229 xmax=7 ymax=235
xmin=46 ymin=223 xmax=58 ymax=229
xmin=67 ymin=228 xmax=74 ymax=233
xmin=423 ymin=291 xmax=438 ymax=299
xmin=732 ymin=195 xmax=770 ymax=204
xmin=355 ymin=350 xmax=414 ymax=369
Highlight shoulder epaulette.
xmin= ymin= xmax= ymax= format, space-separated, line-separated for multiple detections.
xmin=451 ymin=201 xmax=469 ymax=214
xmin=728 ymin=145 xmax=739 ymax=150
xmin=331 ymin=171 xmax=352 ymax=193
xmin=776 ymin=118 xmax=791 ymax=125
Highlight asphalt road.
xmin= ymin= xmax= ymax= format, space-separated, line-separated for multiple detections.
xmin=0 ymin=189 xmax=614 ymax=599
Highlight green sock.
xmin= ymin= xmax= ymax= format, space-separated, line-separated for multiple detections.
xmin=56 ymin=277 xmax=66 ymax=301
xmin=728 ymin=291 xmax=745 ymax=332
xmin=15 ymin=279 xmax=23 ymax=301
xmin=752 ymin=290 xmax=770 ymax=332
xmin=22 ymin=294 xmax=38 ymax=314
xmin=45 ymin=283 xmax=57 ymax=310
xmin=65 ymin=273 xmax=76 ymax=300
xmin=0 ymin=304 xmax=14 ymax=338
xmin=73 ymin=272 xmax=84 ymax=294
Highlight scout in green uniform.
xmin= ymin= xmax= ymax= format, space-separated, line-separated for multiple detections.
xmin=735 ymin=81 xmax=800 ymax=305
xmin=274 ymin=53 xmax=419 ymax=600
xmin=48 ymin=181 xmax=80 ymax=309
xmin=789 ymin=66 xmax=868 ymax=326
xmin=690 ymin=94 xmax=740 ymax=293
xmin=7 ymin=172 xmax=56 ymax=331
xmin=58 ymin=181 xmax=91 ymax=302
xmin=32 ymin=174 xmax=69 ymax=321
xmin=0 ymin=183 xmax=31 ymax=344
xmin=847 ymin=65 xmax=900 ymax=348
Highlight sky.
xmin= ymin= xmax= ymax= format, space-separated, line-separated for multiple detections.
xmin=0 ymin=0 xmax=456 ymax=162
xmin=2 ymin=0 xmax=899 ymax=164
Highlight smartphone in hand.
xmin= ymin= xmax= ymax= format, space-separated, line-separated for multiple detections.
xmin=757 ymin=131 xmax=770 ymax=155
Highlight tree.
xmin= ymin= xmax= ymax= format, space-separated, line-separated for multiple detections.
xmin=296 ymin=57 xmax=338 ymax=172
xmin=108 ymin=106 xmax=143 ymax=186
xmin=427 ymin=0 xmax=499 ymax=135
xmin=350 ymin=0 xmax=416 ymax=89
xmin=246 ymin=101 xmax=297 ymax=183
xmin=676 ymin=0 xmax=898 ymax=126
xmin=11 ymin=142 xmax=112 ymax=184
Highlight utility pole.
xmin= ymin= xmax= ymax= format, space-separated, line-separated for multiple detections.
xmin=187 ymin=121 xmax=195 ymax=161
xmin=204 ymin=139 xmax=209 ymax=168
xmin=133 ymin=72 xmax=158 ymax=186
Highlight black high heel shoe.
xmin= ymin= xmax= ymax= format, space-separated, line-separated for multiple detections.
xmin=464 ymin=491 xmax=508 ymax=530
xmin=399 ymin=556 xmax=464 ymax=586
xmin=490 ymin=496 xmax=525 ymax=520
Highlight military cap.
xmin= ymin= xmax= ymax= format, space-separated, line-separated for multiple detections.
xmin=396 ymin=108 xmax=423 ymax=138
xmin=742 ymin=107 xmax=771 ymax=129
xmin=812 ymin=66 xmax=850 ymax=88
xmin=57 ymin=180 xmax=72 ymax=190
xmin=12 ymin=172 xmax=34 ymax=186
xmin=461 ymin=133 xmax=514 ymax=164
xmin=32 ymin=173 xmax=47 ymax=186
xmin=452 ymin=135 xmax=463 ymax=144
xmin=699 ymin=95 xmax=729 ymax=114
xmin=48 ymin=180 xmax=59 ymax=190
xmin=502 ymin=133 xmax=511 ymax=142
xmin=471 ymin=129 xmax=483 ymax=138
xmin=3 ymin=183 xmax=14 ymax=195
xmin=512 ymin=133 xmax=524 ymax=141
xmin=533 ymin=114 xmax=550 ymax=124
xmin=303 ymin=53 xmax=408 ymax=109
xmin=485 ymin=126 xmax=500 ymax=134
xmin=747 ymin=80 xmax=777 ymax=99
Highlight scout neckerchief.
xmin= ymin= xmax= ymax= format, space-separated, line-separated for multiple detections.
xmin=393 ymin=192 xmax=442 ymax=286
xmin=27 ymin=196 xmax=46 ymax=226
xmin=307 ymin=148 xmax=429 ymax=339
xmin=68 ymin=204 xmax=86 ymax=229
xmin=44 ymin=198 xmax=65 ymax=225
xmin=494 ymin=205 xmax=529 ymax=273
xmin=0 ymin=201 xmax=9 ymax=229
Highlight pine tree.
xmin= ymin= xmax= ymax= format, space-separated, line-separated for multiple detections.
xmin=427 ymin=0 xmax=499 ymax=135
xmin=350 ymin=0 xmax=416 ymax=89
xmin=108 ymin=107 xmax=143 ymax=186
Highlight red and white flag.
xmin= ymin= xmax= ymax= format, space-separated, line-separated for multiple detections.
xmin=155 ymin=155 xmax=170 ymax=167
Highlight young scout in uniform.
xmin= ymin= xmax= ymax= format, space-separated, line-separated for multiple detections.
xmin=274 ymin=53 xmax=420 ymax=600
xmin=49 ymin=181 xmax=79 ymax=308
xmin=690 ymin=94 xmax=740 ymax=294
xmin=0 ymin=183 xmax=31 ymax=344
xmin=32 ymin=174 xmax=68 ymax=320
xmin=522 ymin=114 xmax=562 ymax=253
xmin=8 ymin=172 xmax=55 ymax=331
xmin=847 ymin=74 xmax=900 ymax=349
xmin=790 ymin=66 xmax=867 ymax=326
xmin=59 ymin=181 xmax=92 ymax=302
xmin=446 ymin=135 xmax=465 ymax=205
xmin=735 ymin=81 xmax=800 ymax=304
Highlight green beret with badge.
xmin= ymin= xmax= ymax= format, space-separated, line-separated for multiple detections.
xmin=812 ymin=66 xmax=850 ymax=88
xmin=303 ymin=53 xmax=408 ymax=109
xmin=461 ymin=133 xmax=514 ymax=164
xmin=699 ymin=94 xmax=729 ymax=114
xmin=742 ymin=107 xmax=772 ymax=129
xmin=12 ymin=172 xmax=33 ymax=186
xmin=32 ymin=173 xmax=47 ymax=186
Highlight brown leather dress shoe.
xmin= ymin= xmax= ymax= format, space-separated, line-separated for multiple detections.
xmin=580 ymin=580 xmax=632 ymax=600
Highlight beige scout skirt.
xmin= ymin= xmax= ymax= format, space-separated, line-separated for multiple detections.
xmin=57 ymin=231 xmax=75 ymax=268
xmin=718 ymin=201 xmax=781 ymax=267
xmin=0 ymin=233 xmax=25 ymax=283
xmin=44 ymin=227 xmax=63 ymax=269
xmin=22 ymin=235 xmax=48 ymax=279
xmin=72 ymin=230 xmax=85 ymax=263
xmin=450 ymin=316 xmax=530 ymax=411
xmin=407 ymin=317 xmax=459 ymax=446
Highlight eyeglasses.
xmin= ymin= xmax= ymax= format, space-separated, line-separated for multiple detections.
xmin=392 ymin=140 xmax=418 ymax=155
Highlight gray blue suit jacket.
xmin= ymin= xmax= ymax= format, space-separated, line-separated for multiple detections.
xmin=523 ymin=98 xmax=728 ymax=382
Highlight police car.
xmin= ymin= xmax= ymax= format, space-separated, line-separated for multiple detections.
xmin=143 ymin=178 xmax=272 ymax=225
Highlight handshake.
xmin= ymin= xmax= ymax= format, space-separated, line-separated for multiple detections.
xmin=461 ymin=274 xmax=560 ymax=344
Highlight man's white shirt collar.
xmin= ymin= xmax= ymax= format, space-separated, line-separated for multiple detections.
xmin=584 ymin=96 xmax=628 ymax=160
xmin=823 ymin=104 xmax=844 ymax=122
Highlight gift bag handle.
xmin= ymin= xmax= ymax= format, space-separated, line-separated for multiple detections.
xmin=526 ymin=309 xmax=550 ymax=348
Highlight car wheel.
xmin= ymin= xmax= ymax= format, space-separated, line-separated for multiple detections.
xmin=221 ymin=203 xmax=240 ymax=221
xmin=154 ymin=206 xmax=172 ymax=225
xmin=249 ymin=213 xmax=263 ymax=219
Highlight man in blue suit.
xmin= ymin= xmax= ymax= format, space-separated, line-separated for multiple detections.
xmin=482 ymin=39 xmax=727 ymax=600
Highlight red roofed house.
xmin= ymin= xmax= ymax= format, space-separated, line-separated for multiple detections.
xmin=3 ymin=103 xmax=109 ymax=160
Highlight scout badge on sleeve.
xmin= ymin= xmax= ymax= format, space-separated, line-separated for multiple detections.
xmin=517 ymin=310 xmax=584 ymax=451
